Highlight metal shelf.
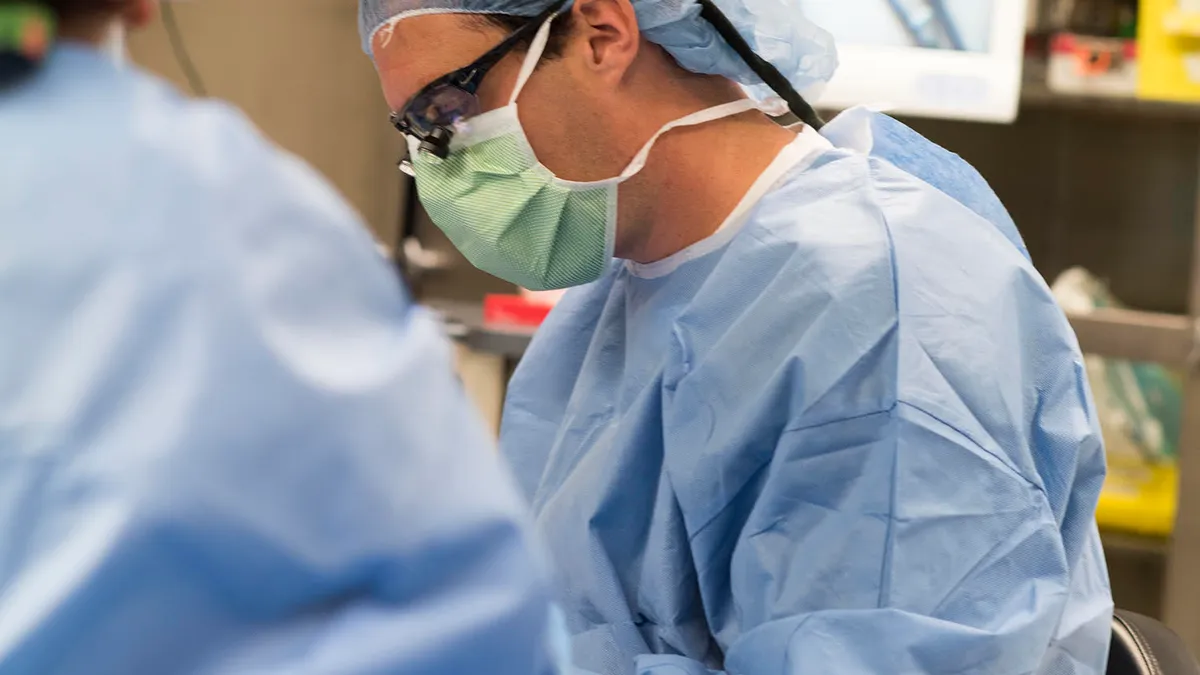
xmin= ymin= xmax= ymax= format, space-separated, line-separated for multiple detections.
xmin=1103 ymin=530 xmax=1172 ymax=558
xmin=1067 ymin=309 xmax=1194 ymax=365
xmin=1017 ymin=57 xmax=1200 ymax=121
xmin=430 ymin=300 xmax=535 ymax=361
xmin=1020 ymin=80 xmax=1200 ymax=121
xmin=438 ymin=305 xmax=1198 ymax=365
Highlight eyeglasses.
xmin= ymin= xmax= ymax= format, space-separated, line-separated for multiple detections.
xmin=394 ymin=0 xmax=825 ymax=176
xmin=393 ymin=0 xmax=569 ymax=174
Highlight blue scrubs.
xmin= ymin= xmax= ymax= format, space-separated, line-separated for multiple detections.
xmin=502 ymin=111 xmax=1113 ymax=674
xmin=0 ymin=45 xmax=561 ymax=675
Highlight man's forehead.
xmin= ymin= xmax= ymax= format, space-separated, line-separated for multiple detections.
xmin=361 ymin=0 xmax=550 ymax=48
xmin=371 ymin=12 xmax=497 ymax=60
xmin=372 ymin=13 xmax=505 ymax=105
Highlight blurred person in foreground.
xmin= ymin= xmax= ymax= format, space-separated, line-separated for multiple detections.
xmin=361 ymin=0 xmax=1114 ymax=672
xmin=0 ymin=2 xmax=566 ymax=673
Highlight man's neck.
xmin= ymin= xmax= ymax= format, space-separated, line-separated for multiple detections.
xmin=616 ymin=111 xmax=798 ymax=264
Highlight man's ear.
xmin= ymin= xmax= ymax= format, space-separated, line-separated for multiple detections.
xmin=124 ymin=0 xmax=158 ymax=30
xmin=570 ymin=0 xmax=640 ymax=81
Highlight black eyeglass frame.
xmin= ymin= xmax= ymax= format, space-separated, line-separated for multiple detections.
xmin=391 ymin=0 xmax=571 ymax=161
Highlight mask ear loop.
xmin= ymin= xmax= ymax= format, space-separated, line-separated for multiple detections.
xmin=509 ymin=14 xmax=556 ymax=106
xmin=549 ymin=96 xmax=763 ymax=190
xmin=618 ymin=98 xmax=760 ymax=180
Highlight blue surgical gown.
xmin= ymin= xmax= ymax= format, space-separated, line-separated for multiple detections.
xmin=501 ymin=109 xmax=1114 ymax=674
xmin=0 ymin=45 xmax=563 ymax=675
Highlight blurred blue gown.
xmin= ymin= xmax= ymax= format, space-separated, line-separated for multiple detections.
xmin=502 ymin=109 xmax=1113 ymax=674
xmin=0 ymin=45 xmax=563 ymax=675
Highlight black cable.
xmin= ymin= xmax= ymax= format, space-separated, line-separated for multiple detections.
xmin=696 ymin=0 xmax=825 ymax=130
xmin=161 ymin=0 xmax=207 ymax=97
xmin=396 ymin=178 xmax=421 ymax=288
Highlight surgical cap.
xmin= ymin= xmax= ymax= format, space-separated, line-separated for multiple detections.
xmin=358 ymin=0 xmax=838 ymax=99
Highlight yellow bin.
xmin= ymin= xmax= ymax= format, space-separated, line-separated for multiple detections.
xmin=1139 ymin=0 xmax=1200 ymax=102
xmin=1096 ymin=454 xmax=1178 ymax=538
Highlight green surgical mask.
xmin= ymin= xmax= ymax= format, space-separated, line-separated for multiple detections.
xmin=407 ymin=16 xmax=768 ymax=291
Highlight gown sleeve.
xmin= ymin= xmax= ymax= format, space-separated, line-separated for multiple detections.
xmin=0 ymin=113 xmax=563 ymax=675
xmin=635 ymin=405 xmax=1076 ymax=674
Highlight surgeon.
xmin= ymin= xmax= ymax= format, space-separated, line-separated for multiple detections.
xmin=362 ymin=0 xmax=1113 ymax=673
xmin=0 ymin=2 xmax=567 ymax=673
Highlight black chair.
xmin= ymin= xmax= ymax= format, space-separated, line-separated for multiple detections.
xmin=1109 ymin=610 xmax=1200 ymax=675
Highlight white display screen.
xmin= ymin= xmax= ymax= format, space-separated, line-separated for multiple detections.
xmin=804 ymin=0 xmax=1027 ymax=123
xmin=802 ymin=0 xmax=994 ymax=53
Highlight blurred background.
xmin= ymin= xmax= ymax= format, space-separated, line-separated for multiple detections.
xmin=130 ymin=0 xmax=1200 ymax=654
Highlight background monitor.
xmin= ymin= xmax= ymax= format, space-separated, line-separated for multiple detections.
xmin=803 ymin=0 xmax=1029 ymax=123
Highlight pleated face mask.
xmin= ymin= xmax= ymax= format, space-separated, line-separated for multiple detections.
xmin=405 ymin=13 xmax=764 ymax=291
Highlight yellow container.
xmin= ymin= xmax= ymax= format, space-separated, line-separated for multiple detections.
xmin=1096 ymin=454 xmax=1178 ymax=538
xmin=1138 ymin=0 xmax=1200 ymax=102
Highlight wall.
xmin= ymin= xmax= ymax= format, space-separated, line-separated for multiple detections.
xmin=127 ymin=1 xmax=405 ymax=244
